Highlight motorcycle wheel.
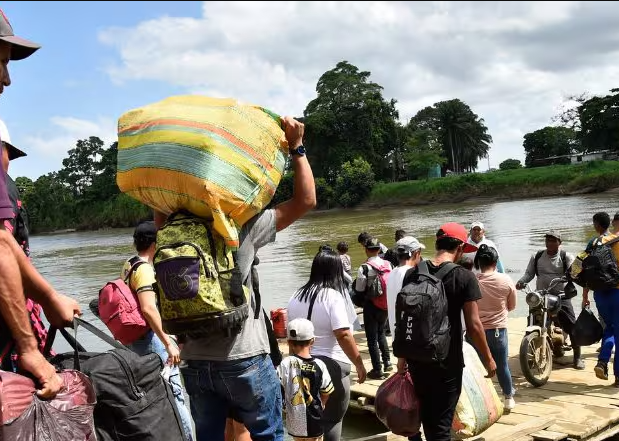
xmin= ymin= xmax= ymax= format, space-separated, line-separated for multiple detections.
xmin=519 ymin=332 xmax=553 ymax=387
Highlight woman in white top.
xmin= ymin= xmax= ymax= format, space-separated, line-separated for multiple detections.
xmin=287 ymin=249 xmax=367 ymax=441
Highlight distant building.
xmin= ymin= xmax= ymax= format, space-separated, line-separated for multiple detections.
xmin=533 ymin=150 xmax=616 ymax=166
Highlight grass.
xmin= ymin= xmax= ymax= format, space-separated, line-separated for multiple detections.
xmin=367 ymin=161 xmax=619 ymax=206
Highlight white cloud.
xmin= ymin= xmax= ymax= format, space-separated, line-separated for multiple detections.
xmin=10 ymin=117 xmax=117 ymax=180
xmin=98 ymin=1 xmax=619 ymax=169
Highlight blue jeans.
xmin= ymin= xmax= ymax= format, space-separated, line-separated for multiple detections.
xmin=181 ymin=354 xmax=283 ymax=441
xmin=128 ymin=331 xmax=194 ymax=441
xmin=595 ymin=289 xmax=619 ymax=376
xmin=467 ymin=328 xmax=513 ymax=397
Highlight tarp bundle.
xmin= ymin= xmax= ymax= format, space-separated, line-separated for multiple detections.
xmin=117 ymin=95 xmax=288 ymax=247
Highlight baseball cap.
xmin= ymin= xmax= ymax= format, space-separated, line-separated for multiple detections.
xmin=287 ymin=318 xmax=315 ymax=341
xmin=133 ymin=220 xmax=157 ymax=241
xmin=470 ymin=221 xmax=484 ymax=230
xmin=437 ymin=222 xmax=478 ymax=253
xmin=0 ymin=9 xmax=41 ymax=60
xmin=396 ymin=236 xmax=426 ymax=253
xmin=364 ymin=237 xmax=381 ymax=250
xmin=545 ymin=230 xmax=562 ymax=241
xmin=0 ymin=119 xmax=26 ymax=160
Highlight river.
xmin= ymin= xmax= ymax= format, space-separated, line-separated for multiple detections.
xmin=30 ymin=193 xmax=615 ymax=439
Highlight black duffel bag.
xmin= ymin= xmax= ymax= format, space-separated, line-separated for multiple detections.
xmin=45 ymin=318 xmax=186 ymax=441
xmin=572 ymin=307 xmax=604 ymax=347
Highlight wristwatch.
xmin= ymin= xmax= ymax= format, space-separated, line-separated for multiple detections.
xmin=290 ymin=145 xmax=306 ymax=157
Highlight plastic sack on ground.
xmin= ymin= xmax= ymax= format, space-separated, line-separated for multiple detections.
xmin=117 ymin=95 xmax=288 ymax=248
xmin=375 ymin=372 xmax=421 ymax=437
xmin=0 ymin=369 xmax=96 ymax=441
xmin=452 ymin=342 xmax=504 ymax=439
xmin=572 ymin=306 xmax=603 ymax=347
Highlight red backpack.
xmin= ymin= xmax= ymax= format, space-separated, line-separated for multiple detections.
xmin=98 ymin=257 xmax=150 ymax=345
xmin=363 ymin=260 xmax=392 ymax=310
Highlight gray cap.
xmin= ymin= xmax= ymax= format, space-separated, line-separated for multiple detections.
xmin=545 ymin=230 xmax=562 ymax=241
xmin=287 ymin=318 xmax=315 ymax=341
xmin=396 ymin=236 xmax=426 ymax=253
xmin=0 ymin=9 xmax=41 ymax=61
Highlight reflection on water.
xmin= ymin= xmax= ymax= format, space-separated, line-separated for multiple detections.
xmin=29 ymin=193 xmax=616 ymax=438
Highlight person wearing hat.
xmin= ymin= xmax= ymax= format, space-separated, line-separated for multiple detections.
xmin=516 ymin=230 xmax=584 ymax=370
xmin=120 ymin=220 xmax=194 ymax=440
xmin=399 ymin=223 xmax=496 ymax=441
xmin=355 ymin=237 xmax=393 ymax=379
xmin=463 ymin=221 xmax=505 ymax=273
xmin=386 ymin=236 xmax=425 ymax=336
xmin=613 ymin=212 xmax=619 ymax=234
xmin=277 ymin=318 xmax=334 ymax=441
xmin=0 ymin=8 xmax=81 ymax=401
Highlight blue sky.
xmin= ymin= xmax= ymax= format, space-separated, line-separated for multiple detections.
xmin=2 ymin=1 xmax=619 ymax=180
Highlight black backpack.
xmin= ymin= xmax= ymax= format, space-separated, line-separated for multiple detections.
xmin=579 ymin=236 xmax=619 ymax=291
xmin=392 ymin=261 xmax=456 ymax=363
xmin=46 ymin=318 xmax=186 ymax=441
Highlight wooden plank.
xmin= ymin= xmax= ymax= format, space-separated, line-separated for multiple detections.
xmin=467 ymin=417 xmax=555 ymax=441
xmin=530 ymin=429 xmax=568 ymax=441
xmin=499 ymin=412 xmax=537 ymax=426
xmin=545 ymin=421 xmax=596 ymax=440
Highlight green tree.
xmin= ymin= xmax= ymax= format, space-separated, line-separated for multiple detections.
xmin=578 ymin=89 xmax=619 ymax=153
xmin=22 ymin=172 xmax=76 ymax=231
xmin=523 ymin=126 xmax=580 ymax=167
xmin=14 ymin=176 xmax=34 ymax=199
xmin=314 ymin=177 xmax=335 ymax=210
xmin=499 ymin=159 xmax=522 ymax=170
xmin=303 ymin=61 xmax=399 ymax=181
xmin=88 ymin=141 xmax=119 ymax=201
xmin=57 ymin=136 xmax=105 ymax=196
xmin=408 ymin=99 xmax=492 ymax=173
xmin=403 ymin=128 xmax=446 ymax=179
xmin=334 ymin=158 xmax=375 ymax=207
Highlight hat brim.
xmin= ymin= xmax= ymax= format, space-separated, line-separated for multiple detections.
xmin=0 ymin=35 xmax=41 ymax=60
xmin=545 ymin=234 xmax=561 ymax=241
xmin=462 ymin=243 xmax=478 ymax=253
xmin=4 ymin=142 xmax=26 ymax=160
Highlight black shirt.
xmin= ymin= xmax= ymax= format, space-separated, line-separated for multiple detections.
xmin=402 ymin=261 xmax=482 ymax=372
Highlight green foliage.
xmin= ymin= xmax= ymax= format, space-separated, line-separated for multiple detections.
xmin=407 ymin=99 xmax=491 ymax=174
xmin=315 ymin=178 xmax=335 ymax=210
xmin=499 ymin=159 xmax=522 ymax=170
xmin=269 ymin=172 xmax=294 ymax=208
xmin=334 ymin=158 xmax=375 ymax=207
xmin=578 ymin=89 xmax=619 ymax=153
xmin=523 ymin=126 xmax=580 ymax=167
xmin=403 ymin=128 xmax=446 ymax=179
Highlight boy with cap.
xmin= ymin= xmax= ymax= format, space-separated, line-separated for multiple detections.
xmin=278 ymin=318 xmax=334 ymax=441
xmin=399 ymin=223 xmax=496 ymax=441
xmin=463 ymin=221 xmax=504 ymax=273
xmin=516 ymin=230 xmax=584 ymax=370
xmin=386 ymin=236 xmax=425 ymax=336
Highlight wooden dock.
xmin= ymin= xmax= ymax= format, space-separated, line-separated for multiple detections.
xmin=280 ymin=321 xmax=619 ymax=441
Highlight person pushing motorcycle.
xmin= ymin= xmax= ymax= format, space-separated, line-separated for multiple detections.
xmin=516 ymin=230 xmax=585 ymax=370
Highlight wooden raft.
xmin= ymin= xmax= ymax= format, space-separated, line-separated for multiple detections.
xmin=279 ymin=320 xmax=619 ymax=441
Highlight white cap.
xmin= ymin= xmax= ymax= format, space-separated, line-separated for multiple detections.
xmin=0 ymin=119 xmax=26 ymax=160
xmin=471 ymin=221 xmax=485 ymax=230
xmin=396 ymin=236 xmax=426 ymax=253
xmin=287 ymin=318 xmax=315 ymax=341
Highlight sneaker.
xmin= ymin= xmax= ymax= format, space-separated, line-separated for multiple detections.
xmin=384 ymin=363 xmax=394 ymax=372
xmin=573 ymin=358 xmax=585 ymax=370
xmin=504 ymin=396 xmax=516 ymax=411
xmin=367 ymin=369 xmax=385 ymax=380
xmin=595 ymin=361 xmax=609 ymax=380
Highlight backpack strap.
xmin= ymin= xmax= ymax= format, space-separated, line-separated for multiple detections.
xmin=560 ymin=250 xmax=567 ymax=274
xmin=434 ymin=262 xmax=458 ymax=280
xmin=243 ymin=260 xmax=262 ymax=320
xmin=124 ymin=256 xmax=146 ymax=284
xmin=416 ymin=260 xmax=430 ymax=277
xmin=600 ymin=236 xmax=619 ymax=248
xmin=534 ymin=250 xmax=544 ymax=277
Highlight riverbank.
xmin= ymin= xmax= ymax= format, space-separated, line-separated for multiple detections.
xmin=365 ymin=160 xmax=619 ymax=208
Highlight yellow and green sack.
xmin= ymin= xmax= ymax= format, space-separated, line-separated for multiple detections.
xmin=153 ymin=212 xmax=250 ymax=337
xmin=117 ymin=95 xmax=288 ymax=248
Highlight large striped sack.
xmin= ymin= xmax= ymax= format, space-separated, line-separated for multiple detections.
xmin=452 ymin=341 xmax=504 ymax=439
xmin=117 ymin=96 xmax=288 ymax=248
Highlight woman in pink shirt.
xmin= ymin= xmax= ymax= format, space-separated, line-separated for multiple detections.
xmin=474 ymin=244 xmax=517 ymax=410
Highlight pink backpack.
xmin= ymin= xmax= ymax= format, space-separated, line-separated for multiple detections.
xmin=98 ymin=257 xmax=149 ymax=345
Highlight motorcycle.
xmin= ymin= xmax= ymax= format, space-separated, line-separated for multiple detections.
xmin=519 ymin=277 xmax=567 ymax=387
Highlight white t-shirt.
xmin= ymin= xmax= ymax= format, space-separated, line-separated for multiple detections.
xmin=287 ymin=288 xmax=352 ymax=365
xmin=386 ymin=265 xmax=413 ymax=336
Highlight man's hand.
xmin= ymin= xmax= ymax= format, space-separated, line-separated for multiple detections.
xmin=19 ymin=349 xmax=63 ymax=399
xmin=281 ymin=116 xmax=304 ymax=150
xmin=397 ymin=358 xmax=408 ymax=374
xmin=165 ymin=340 xmax=181 ymax=366
xmin=485 ymin=357 xmax=497 ymax=378
xmin=516 ymin=281 xmax=526 ymax=290
xmin=355 ymin=361 xmax=367 ymax=384
xmin=42 ymin=293 xmax=81 ymax=328
xmin=582 ymin=296 xmax=591 ymax=308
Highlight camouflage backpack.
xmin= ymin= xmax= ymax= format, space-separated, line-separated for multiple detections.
xmin=153 ymin=212 xmax=249 ymax=337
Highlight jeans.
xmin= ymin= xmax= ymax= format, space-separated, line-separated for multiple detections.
xmin=483 ymin=329 xmax=513 ymax=397
xmin=363 ymin=302 xmax=390 ymax=371
xmin=595 ymin=289 xmax=619 ymax=376
xmin=407 ymin=364 xmax=463 ymax=441
xmin=128 ymin=331 xmax=194 ymax=441
xmin=314 ymin=356 xmax=351 ymax=441
xmin=181 ymin=354 xmax=284 ymax=441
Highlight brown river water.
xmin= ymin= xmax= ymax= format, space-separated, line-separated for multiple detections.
xmin=31 ymin=193 xmax=617 ymax=439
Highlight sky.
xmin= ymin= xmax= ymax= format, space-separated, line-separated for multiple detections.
xmin=2 ymin=1 xmax=619 ymax=180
